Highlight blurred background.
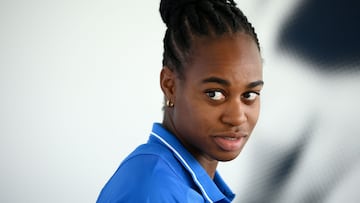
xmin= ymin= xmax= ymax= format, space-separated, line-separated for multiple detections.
xmin=0 ymin=0 xmax=359 ymax=202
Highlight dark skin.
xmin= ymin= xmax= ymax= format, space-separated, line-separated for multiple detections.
xmin=160 ymin=33 xmax=263 ymax=179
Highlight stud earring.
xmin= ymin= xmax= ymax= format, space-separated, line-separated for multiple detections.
xmin=166 ymin=100 xmax=174 ymax=107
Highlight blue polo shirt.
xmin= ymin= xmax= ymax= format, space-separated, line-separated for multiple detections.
xmin=97 ymin=123 xmax=235 ymax=203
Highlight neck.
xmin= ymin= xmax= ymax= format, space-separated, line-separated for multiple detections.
xmin=162 ymin=113 xmax=219 ymax=179
xmin=196 ymin=156 xmax=218 ymax=179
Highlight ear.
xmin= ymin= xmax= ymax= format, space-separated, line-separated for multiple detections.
xmin=160 ymin=66 xmax=176 ymax=102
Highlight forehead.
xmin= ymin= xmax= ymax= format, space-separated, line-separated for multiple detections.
xmin=184 ymin=33 xmax=262 ymax=83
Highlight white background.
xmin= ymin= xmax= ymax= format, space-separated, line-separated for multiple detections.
xmin=1 ymin=1 xmax=164 ymax=202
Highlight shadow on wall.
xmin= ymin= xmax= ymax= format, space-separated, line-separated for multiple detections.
xmin=278 ymin=0 xmax=360 ymax=71
xmin=236 ymin=0 xmax=360 ymax=202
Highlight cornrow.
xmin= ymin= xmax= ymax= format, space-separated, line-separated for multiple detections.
xmin=160 ymin=0 xmax=260 ymax=76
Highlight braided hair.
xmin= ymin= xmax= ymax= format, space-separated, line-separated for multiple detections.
xmin=160 ymin=0 xmax=260 ymax=77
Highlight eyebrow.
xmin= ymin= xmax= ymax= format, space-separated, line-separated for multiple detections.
xmin=247 ymin=80 xmax=264 ymax=88
xmin=201 ymin=77 xmax=264 ymax=88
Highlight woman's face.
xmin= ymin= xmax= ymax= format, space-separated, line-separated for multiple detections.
xmin=163 ymin=33 xmax=263 ymax=162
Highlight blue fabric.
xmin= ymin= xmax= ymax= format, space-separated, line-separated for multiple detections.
xmin=97 ymin=123 xmax=235 ymax=203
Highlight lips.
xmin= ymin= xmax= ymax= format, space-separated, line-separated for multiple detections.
xmin=213 ymin=133 xmax=247 ymax=152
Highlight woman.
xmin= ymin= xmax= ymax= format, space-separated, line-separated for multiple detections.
xmin=97 ymin=0 xmax=263 ymax=202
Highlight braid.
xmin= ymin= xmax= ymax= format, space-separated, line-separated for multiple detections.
xmin=160 ymin=0 xmax=260 ymax=76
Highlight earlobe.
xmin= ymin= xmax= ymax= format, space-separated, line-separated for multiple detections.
xmin=160 ymin=66 xmax=176 ymax=101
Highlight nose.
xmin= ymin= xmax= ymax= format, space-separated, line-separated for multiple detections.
xmin=221 ymin=99 xmax=247 ymax=127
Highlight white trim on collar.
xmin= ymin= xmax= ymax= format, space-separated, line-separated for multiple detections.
xmin=150 ymin=131 xmax=214 ymax=203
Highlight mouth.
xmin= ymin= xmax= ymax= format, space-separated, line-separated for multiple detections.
xmin=213 ymin=132 xmax=248 ymax=152
xmin=222 ymin=137 xmax=239 ymax=141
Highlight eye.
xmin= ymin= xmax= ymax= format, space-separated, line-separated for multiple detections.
xmin=242 ymin=92 xmax=260 ymax=101
xmin=205 ymin=90 xmax=226 ymax=101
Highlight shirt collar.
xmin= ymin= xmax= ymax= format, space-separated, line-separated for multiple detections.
xmin=149 ymin=123 xmax=235 ymax=203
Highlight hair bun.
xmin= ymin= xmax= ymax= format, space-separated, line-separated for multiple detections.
xmin=159 ymin=0 xmax=199 ymax=26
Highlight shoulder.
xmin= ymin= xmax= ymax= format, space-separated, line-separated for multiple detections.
xmin=97 ymin=143 xmax=203 ymax=202
xmin=122 ymin=143 xmax=182 ymax=181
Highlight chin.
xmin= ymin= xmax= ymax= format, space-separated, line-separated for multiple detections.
xmin=217 ymin=152 xmax=241 ymax=162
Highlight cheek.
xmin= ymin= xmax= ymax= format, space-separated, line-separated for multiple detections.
xmin=248 ymin=103 xmax=261 ymax=128
xmin=176 ymin=98 xmax=207 ymax=124
xmin=174 ymin=95 xmax=219 ymax=132
xmin=174 ymin=87 xmax=201 ymax=119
